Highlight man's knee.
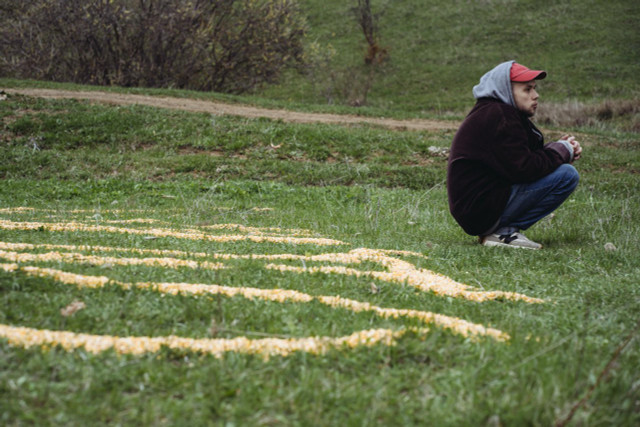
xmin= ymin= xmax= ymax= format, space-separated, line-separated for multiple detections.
xmin=557 ymin=163 xmax=579 ymax=191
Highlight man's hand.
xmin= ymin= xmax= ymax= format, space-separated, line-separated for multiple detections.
xmin=561 ymin=134 xmax=582 ymax=161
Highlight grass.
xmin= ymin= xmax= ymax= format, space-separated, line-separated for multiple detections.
xmin=3 ymin=0 xmax=640 ymax=125
xmin=1 ymin=2 xmax=639 ymax=422
xmin=1 ymin=88 xmax=640 ymax=425
xmin=260 ymin=0 xmax=640 ymax=112
xmin=0 ymin=93 xmax=452 ymax=187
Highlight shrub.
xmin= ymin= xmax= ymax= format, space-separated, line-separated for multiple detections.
xmin=0 ymin=0 xmax=306 ymax=93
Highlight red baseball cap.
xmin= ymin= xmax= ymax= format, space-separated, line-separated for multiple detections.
xmin=510 ymin=62 xmax=547 ymax=82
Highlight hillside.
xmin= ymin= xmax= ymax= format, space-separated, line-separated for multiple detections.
xmin=259 ymin=0 xmax=640 ymax=113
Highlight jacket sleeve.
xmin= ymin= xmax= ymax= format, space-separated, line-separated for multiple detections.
xmin=545 ymin=140 xmax=574 ymax=163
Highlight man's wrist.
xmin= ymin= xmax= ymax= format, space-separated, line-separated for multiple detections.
xmin=546 ymin=140 xmax=574 ymax=163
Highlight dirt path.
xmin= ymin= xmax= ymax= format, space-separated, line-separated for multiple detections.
xmin=5 ymin=88 xmax=459 ymax=132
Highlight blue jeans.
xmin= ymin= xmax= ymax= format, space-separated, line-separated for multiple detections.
xmin=494 ymin=164 xmax=579 ymax=235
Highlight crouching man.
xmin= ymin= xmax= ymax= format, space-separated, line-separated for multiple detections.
xmin=447 ymin=60 xmax=582 ymax=249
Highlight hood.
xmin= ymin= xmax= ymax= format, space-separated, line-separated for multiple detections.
xmin=472 ymin=60 xmax=515 ymax=107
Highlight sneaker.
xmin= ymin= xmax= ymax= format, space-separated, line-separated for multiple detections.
xmin=480 ymin=232 xmax=543 ymax=250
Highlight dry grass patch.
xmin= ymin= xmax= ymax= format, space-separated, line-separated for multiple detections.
xmin=537 ymin=99 xmax=640 ymax=132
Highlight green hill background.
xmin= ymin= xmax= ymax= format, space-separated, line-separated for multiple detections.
xmin=259 ymin=0 xmax=640 ymax=114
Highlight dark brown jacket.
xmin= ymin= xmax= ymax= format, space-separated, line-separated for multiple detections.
xmin=447 ymin=98 xmax=572 ymax=236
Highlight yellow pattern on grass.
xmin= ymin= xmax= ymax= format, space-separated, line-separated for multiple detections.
xmin=0 ymin=208 xmax=544 ymax=358
xmin=0 ymin=324 xmax=420 ymax=359
xmin=0 ymin=242 xmax=541 ymax=303
xmin=0 ymin=219 xmax=346 ymax=246
xmin=0 ymin=262 xmax=508 ymax=341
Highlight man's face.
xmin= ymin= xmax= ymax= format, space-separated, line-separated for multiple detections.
xmin=511 ymin=80 xmax=539 ymax=117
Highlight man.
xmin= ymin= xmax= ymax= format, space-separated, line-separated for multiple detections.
xmin=447 ymin=60 xmax=582 ymax=249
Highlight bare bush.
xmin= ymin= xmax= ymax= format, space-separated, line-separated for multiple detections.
xmin=0 ymin=0 xmax=306 ymax=93
xmin=353 ymin=0 xmax=388 ymax=67
xmin=348 ymin=0 xmax=389 ymax=106
xmin=304 ymin=0 xmax=388 ymax=107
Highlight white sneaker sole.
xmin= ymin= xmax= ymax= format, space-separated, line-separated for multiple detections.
xmin=482 ymin=240 xmax=542 ymax=250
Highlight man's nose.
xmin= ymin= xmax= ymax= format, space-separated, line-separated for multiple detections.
xmin=532 ymin=89 xmax=539 ymax=100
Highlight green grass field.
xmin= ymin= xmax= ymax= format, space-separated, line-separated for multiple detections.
xmin=1 ymin=87 xmax=639 ymax=425
xmin=1 ymin=0 xmax=640 ymax=424
xmin=260 ymin=0 xmax=640 ymax=113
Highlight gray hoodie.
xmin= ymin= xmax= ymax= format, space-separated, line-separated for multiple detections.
xmin=472 ymin=60 xmax=516 ymax=107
